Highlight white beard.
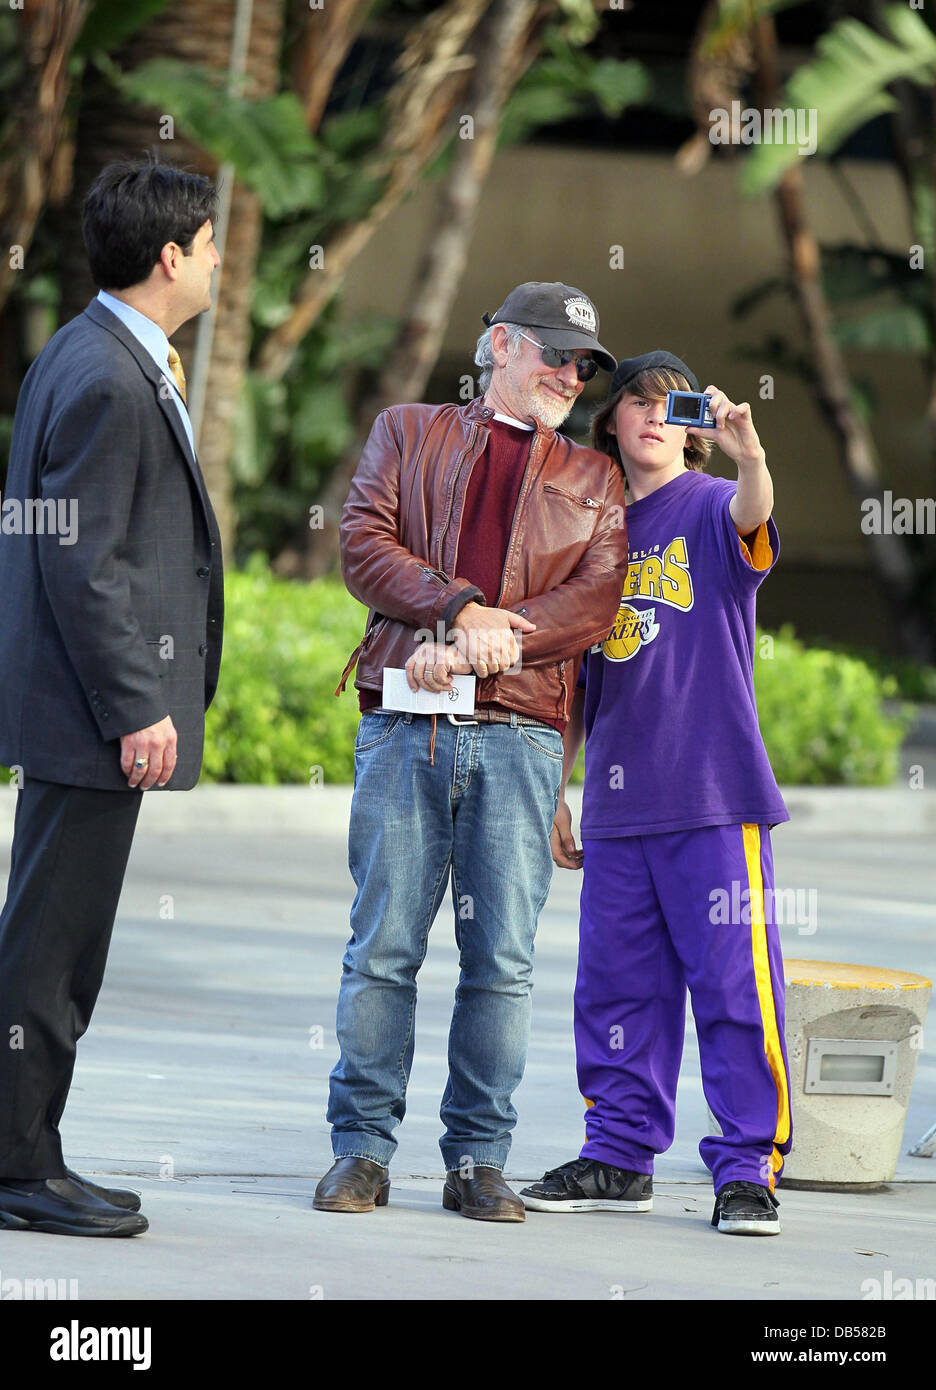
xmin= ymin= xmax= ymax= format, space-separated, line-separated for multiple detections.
xmin=518 ymin=377 xmax=577 ymax=430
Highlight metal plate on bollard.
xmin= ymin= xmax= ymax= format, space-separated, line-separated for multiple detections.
xmin=804 ymin=1037 xmax=898 ymax=1096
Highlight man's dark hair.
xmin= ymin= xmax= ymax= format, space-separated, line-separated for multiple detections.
xmin=82 ymin=155 xmax=219 ymax=290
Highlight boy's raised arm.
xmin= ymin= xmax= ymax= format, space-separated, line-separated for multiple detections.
xmin=694 ymin=385 xmax=774 ymax=533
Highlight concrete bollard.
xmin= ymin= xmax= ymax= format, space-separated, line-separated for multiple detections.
xmin=706 ymin=960 xmax=931 ymax=1191
xmin=780 ymin=960 xmax=931 ymax=1190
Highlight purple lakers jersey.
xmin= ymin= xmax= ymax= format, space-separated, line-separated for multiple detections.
xmin=579 ymin=469 xmax=789 ymax=837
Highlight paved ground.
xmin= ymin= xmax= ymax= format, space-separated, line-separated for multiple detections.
xmin=0 ymin=785 xmax=933 ymax=1302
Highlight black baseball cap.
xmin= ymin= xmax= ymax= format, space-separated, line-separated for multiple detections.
xmin=482 ymin=281 xmax=617 ymax=373
xmin=610 ymin=350 xmax=699 ymax=397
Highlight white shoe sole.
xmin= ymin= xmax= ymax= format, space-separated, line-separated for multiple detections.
xmin=521 ymin=1195 xmax=653 ymax=1213
xmin=716 ymin=1216 xmax=781 ymax=1235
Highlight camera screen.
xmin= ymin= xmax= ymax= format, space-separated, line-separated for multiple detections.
xmin=670 ymin=394 xmax=699 ymax=417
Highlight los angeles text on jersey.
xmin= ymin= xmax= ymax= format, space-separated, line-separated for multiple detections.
xmin=50 ymin=1320 xmax=151 ymax=1370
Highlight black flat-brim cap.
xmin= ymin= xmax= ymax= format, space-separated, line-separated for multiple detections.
xmin=610 ymin=350 xmax=699 ymax=398
xmin=482 ymin=281 xmax=617 ymax=373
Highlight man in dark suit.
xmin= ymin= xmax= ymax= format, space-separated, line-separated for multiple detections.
xmin=0 ymin=157 xmax=224 ymax=1236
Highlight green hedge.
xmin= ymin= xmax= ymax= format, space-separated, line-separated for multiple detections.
xmin=752 ymin=625 xmax=910 ymax=786
xmin=816 ymin=641 xmax=936 ymax=704
xmin=202 ymin=568 xmax=908 ymax=786
xmin=567 ymin=624 xmax=909 ymax=788
xmin=201 ymin=555 xmax=365 ymax=784
xmin=1 ymin=564 xmax=913 ymax=786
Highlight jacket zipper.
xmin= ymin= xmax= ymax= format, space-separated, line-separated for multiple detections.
xmin=361 ymin=610 xmax=388 ymax=650
xmin=494 ymin=431 xmax=541 ymax=608
xmin=557 ymin=658 xmax=567 ymax=721
xmin=543 ymin=482 xmax=601 ymax=509
xmin=437 ymin=423 xmax=479 ymax=570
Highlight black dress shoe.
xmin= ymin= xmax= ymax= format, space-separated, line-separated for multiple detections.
xmin=442 ymin=1166 xmax=525 ymax=1222
xmin=0 ymin=1176 xmax=148 ymax=1237
xmin=313 ymin=1157 xmax=390 ymax=1212
xmin=65 ymin=1169 xmax=142 ymax=1212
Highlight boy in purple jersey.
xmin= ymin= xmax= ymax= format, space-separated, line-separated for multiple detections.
xmin=520 ymin=350 xmax=792 ymax=1235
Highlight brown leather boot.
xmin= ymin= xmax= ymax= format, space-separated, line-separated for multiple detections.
xmin=313 ymin=1157 xmax=390 ymax=1212
xmin=442 ymin=1166 xmax=525 ymax=1222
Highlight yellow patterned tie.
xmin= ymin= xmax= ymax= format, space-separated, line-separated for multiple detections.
xmin=167 ymin=346 xmax=187 ymax=404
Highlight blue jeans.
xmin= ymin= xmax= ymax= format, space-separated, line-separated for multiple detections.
xmin=327 ymin=709 xmax=563 ymax=1173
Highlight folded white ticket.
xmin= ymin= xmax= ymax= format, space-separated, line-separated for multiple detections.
xmin=381 ymin=667 xmax=476 ymax=714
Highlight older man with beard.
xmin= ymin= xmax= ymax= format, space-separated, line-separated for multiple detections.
xmin=317 ymin=283 xmax=629 ymax=1221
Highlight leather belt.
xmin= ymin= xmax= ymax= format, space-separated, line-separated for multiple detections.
xmin=367 ymin=706 xmax=556 ymax=728
xmin=470 ymin=708 xmax=554 ymax=729
xmin=368 ymin=706 xmax=554 ymax=730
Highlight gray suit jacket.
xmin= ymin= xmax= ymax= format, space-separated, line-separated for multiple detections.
xmin=0 ymin=298 xmax=224 ymax=790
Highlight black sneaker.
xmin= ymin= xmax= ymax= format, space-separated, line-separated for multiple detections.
xmin=520 ymin=1158 xmax=653 ymax=1213
xmin=711 ymin=1181 xmax=780 ymax=1235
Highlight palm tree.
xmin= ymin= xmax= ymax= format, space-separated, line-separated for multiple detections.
xmin=54 ymin=0 xmax=286 ymax=548
xmin=682 ymin=0 xmax=936 ymax=660
xmin=0 ymin=0 xmax=87 ymax=316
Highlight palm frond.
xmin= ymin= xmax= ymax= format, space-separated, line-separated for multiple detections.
xmin=75 ymin=0 xmax=176 ymax=58
xmin=741 ymin=6 xmax=936 ymax=195
xmin=99 ymin=56 xmax=325 ymax=218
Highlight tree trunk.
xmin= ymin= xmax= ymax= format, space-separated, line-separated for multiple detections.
xmin=772 ymin=169 xmax=933 ymax=660
xmin=55 ymin=0 xmax=285 ymax=554
xmin=756 ymin=17 xmax=933 ymax=662
xmin=255 ymin=0 xmax=491 ymax=382
xmin=300 ymin=0 xmax=545 ymax=579
xmin=290 ymin=0 xmax=372 ymax=134
xmin=681 ymin=7 xmax=933 ymax=660
xmin=868 ymin=3 xmax=936 ymax=455
xmin=931 ymin=78 xmax=936 ymax=455
xmin=0 ymin=0 xmax=87 ymax=315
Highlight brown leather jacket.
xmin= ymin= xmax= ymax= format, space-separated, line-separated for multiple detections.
xmin=335 ymin=396 xmax=629 ymax=725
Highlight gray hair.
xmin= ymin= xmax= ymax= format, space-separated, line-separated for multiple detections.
xmin=474 ymin=321 xmax=526 ymax=393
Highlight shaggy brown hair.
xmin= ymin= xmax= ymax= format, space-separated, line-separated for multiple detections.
xmin=591 ymin=366 xmax=714 ymax=474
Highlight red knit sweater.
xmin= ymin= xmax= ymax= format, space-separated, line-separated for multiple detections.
xmin=359 ymin=418 xmax=564 ymax=730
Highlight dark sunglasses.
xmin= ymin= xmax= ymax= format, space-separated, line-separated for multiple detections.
xmin=517 ymin=330 xmax=598 ymax=382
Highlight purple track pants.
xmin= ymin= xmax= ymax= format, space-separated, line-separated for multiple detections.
xmin=574 ymin=824 xmax=792 ymax=1192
